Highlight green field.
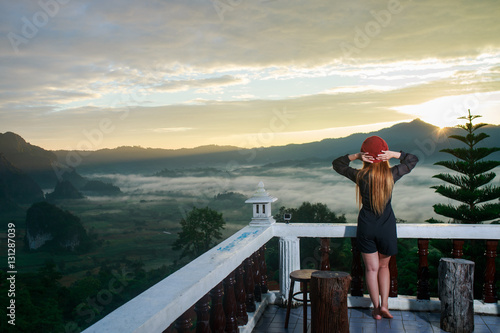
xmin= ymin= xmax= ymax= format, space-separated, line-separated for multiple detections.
xmin=0 ymin=190 xmax=252 ymax=286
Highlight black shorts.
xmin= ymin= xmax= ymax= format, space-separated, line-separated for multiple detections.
xmin=356 ymin=207 xmax=398 ymax=256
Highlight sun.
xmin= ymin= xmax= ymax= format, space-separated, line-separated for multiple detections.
xmin=394 ymin=95 xmax=479 ymax=129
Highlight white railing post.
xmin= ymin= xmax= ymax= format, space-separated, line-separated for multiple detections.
xmin=279 ymin=236 xmax=301 ymax=303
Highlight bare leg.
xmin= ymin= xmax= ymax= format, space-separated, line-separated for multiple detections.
xmin=361 ymin=252 xmax=382 ymax=319
xmin=378 ymin=254 xmax=393 ymax=319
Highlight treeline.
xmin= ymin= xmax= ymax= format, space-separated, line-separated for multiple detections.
xmin=0 ymin=259 xmax=184 ymax=333
xmin=5 ymin=152 xmax=500 ymax=332
xmin=266 ymin=202 xmax=498 ymax=301
xmin=2 ymin=202 xmax=498 ymax=333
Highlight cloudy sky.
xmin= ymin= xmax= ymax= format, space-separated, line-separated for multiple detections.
xmin=1 ymin=0 xmax=500 ymax=151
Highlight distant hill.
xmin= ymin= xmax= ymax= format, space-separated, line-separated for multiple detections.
xmin=50 ymin=119 xmax=500 ymax=174
xmin=53 ymin=144 xmax=242 ymax=174
xmin=0 ymin=132 xmax=122 ymax=193
xmin=0 ymin=179 xmax=20 ymax=213
xmin=0 ymin=132 xmax=67 ymax=188
xmin=25 ymin=201 xmax=91 ymax=252
xmin=0 ymin=153 xmax=44 ymax=207
xmin=46 ymin=180 xmax=85 ymax=202
xmin=81 ymin=180 xmax=122 ymax=196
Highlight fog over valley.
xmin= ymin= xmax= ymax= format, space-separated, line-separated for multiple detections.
xmin=85 ymin=164 xmax=449 ymax=225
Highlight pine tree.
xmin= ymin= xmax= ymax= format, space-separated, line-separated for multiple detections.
xmin=430 ymin=110 xmax=500 ymax=223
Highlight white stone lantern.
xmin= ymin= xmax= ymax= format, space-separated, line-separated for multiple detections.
xmin=245 ymin=181 xmax=277 ymax=225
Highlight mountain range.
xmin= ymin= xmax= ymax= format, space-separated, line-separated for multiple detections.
xmin=1 ymin=119 xmax=499 ymax=194
xmin=50 ymin=119 xmax=500 ymax=174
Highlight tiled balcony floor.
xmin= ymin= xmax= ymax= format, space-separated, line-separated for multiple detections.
xmin=253 ymin=304 xmax=500 ymax=333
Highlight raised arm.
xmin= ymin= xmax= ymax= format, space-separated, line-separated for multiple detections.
xmin=386 ymin=151 xmax=419 ymax=182
xmin=332 ymin=152 xmax=373 ymax=182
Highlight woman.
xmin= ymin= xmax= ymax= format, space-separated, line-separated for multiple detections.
xmin=332 ymin=135 xmax=418 ymax=320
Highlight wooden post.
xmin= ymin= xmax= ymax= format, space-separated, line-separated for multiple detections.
xmin=259 ymin=245 xmax=269 ymax=294
xmin=310 ymin=271 xmax=351 ymax=333
xmin=210 ymin=282 xmax=226 ymax=333
xmin=452 ymin=239 xmax=464 ymax=258
xmin=235 ymin=264 xmax=248 ymax=325
xmin=224 ymin=272 xmax=238 ymax=333
xmin=483 ymin=240 xmax=498 ymax=303
xmin=195 ymin=294 xmax=211 ymax=333
xmin=389 ymin=255 xmax=398 ymax=297
xmin=350 ymin=238 xmax=363 ymax=296
xmin=417 ymin=238 xmax=430 ymax=300
xmin=244 ymin=257 xmax=256 ymax=312
xmin=175 ymin=307 xmax=195 ymax=333
xmin=252 ymin=251 xmax=262 ymax=302
xmin=438 ymin=258 xmax=475 ymax=333
xmin=320 ymin=238 xmax=331 ymax=271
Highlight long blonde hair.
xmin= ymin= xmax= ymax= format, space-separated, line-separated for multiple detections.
xmin=356 ymin=161 xmax=394 ymax=215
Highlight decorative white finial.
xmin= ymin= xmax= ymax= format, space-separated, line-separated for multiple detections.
xmin=245 ymin=182 xmax=277 ymax=225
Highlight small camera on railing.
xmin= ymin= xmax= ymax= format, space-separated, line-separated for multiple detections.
xmin=283 ymin=213 xmax=292 ymax=224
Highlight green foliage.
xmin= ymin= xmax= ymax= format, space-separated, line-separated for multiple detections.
xmin=271 ymin=202 xmax=348 ymax=272
xmin=172 ymin=206 xmax=226 ymax=260
xmin=0 ymin=261 xmax=66 ymax=333
xmin=431 ymin=110 xmax=500 ymax=223
xmin=0 ymin=258 xmax=178 ymax=332
xmin=274 ymin=202 xmax=347 ymax=224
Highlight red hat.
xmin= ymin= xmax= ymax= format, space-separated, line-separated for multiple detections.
xmin=361 ymin=136 xmax=388 ymax=163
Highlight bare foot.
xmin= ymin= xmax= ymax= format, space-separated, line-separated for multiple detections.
xmin=379 ymin=307 xmax=393 ymax=319
xmin=372 ymin=308 xmax=382 ymax=320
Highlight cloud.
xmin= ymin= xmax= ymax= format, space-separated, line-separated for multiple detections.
xmin=3 ymin=64 xmax=497 ymax=150
xmin=232 ymin=94 xmax=256 ymax=100
xmin=1 ymin=0 xmax=499 ymax=149
xmin=85 ymin=164 xmax=448 ymax=224
xmin=3 ymin=1 xmax=499 ymax=77
xmin=151 ymin=127 xmax=194 ymax=133
xmin=155 ymin=75 xmax=246 ymax=93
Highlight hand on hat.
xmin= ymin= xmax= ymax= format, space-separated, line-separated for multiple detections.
xmin=359 ymin=152 xmax=375 ymax=163
xmin=377 ymin=150 xmax=401 ymax=161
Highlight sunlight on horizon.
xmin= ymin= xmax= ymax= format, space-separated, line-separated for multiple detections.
xmin=212 ymin=120 xmax=414 ymax=150
xmin=394 ymin=92 xmax=500 ymax=129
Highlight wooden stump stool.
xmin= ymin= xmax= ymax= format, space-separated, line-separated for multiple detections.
xmin=310 ymin=271 xmax=351 ymax=333
xmin=438 ymin=258 xmax=475 ymax=333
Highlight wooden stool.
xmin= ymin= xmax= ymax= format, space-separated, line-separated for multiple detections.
xmin=310 ymin=271 xmax=351 ymax=333
xmin=438 ymin=258 xmax=475 ymax=333
xmin=284 ymin=269 xmax=318 ymax=333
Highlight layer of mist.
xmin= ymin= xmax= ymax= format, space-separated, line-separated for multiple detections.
xmin=85 ymin=164 xmax=452 ymax=224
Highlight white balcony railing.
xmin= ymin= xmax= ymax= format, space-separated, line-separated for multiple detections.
xmin=83 ymin=222 xmax=500 ymax=333
xmin=83 ymin=180 xmax=499 ymax=333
